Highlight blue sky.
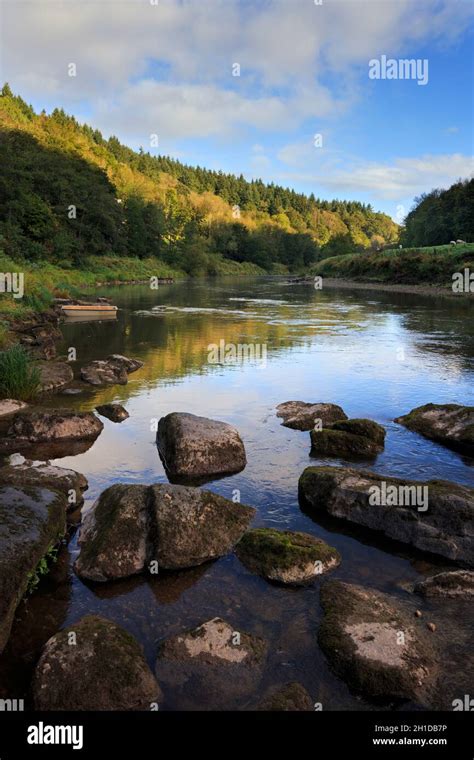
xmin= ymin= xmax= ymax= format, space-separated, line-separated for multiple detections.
xmin=1 ymin=0 xmax=473 ymax=220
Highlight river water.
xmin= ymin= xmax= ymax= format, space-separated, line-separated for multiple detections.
xmin=1 ymin=277 xmax=473 ymax=710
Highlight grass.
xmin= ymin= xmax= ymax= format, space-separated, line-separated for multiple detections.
xmin=312 ymin=243 xmax=474 ymax=285
xmin=0 ymin=344 xmax=41 ymax=401
xmin=26 ymin=544 xmax=59 ymax=594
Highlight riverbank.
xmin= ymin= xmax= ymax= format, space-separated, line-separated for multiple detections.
xmin=320 ymin=278 xmax=473 ymax=298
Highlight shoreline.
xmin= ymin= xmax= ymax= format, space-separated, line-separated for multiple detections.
xmin=319 ymin=277 xmax=473 ymax=299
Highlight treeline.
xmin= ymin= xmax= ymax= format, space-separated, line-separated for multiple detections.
xmin=401 ymin=179 xmax=474 ymax=247
xmin=0 ymin=84 xmax=399 ymax=275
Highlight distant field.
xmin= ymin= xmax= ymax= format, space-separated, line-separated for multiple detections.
xmin=313 ymin=244 xmax=474 ymax=285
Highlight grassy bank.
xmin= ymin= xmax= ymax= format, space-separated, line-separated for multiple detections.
xmin=312 ymin=244 xmax=474 ymax=285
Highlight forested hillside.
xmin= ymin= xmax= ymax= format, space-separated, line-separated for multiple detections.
xmin=401 ymin=179 xmax=474 ymax=247
xmin=0 ymin=84 xmax=399 ymax=275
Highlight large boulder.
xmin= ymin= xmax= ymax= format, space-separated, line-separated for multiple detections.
xmin=37 ymin=362 xmax=74 ymax=393
xmin=75 ymin=485 xmax=149 ymax=582
xmin=32 ymin=615 xmax=162 ymax=710
xmin=95 ymin=403 xmax=129 ymax=422
xmin=235 ymin=528 xmax=340 ymax=585
xmin=0 ymin=409 xmax=103 ymax=455
xmin=257 ymin=682 xmax=314 ymax=711
xmin=0 ymin=486 xmax=67 ymax=653
xmin=155 ymin=617 xmax=267 ymax=710
xmin=157 ymin=412 xmax=246 ymax=480
xmin=74 ymin=483 xmax=255 ymax=581
xmin=395 ymin=403 xmax=474 ymax=456
xmin=0 ymin=460 xmax=88 ymax=509
xmin=318 ymin=581 xmax=437 ymax=702
xmin=414 ymin=570 xmax=474 ymax=599
xmin=310 ymin=418 xmax=385 ymax=459
xmin=299 ymin=466 xmax=474 ymax=566
xmin=81 ymin=355 xmax=143 ymax=386
xmin=276 ymin=401 xmax=348 ymax=431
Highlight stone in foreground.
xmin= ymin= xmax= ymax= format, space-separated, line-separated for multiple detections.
xmin=414 ymin=570 xmax=474 ymax=599
xmin=155 ymin=617 xmax=267 ymax=710
xmin=395 ymin=403 xmax=474 ymax=456
xmin=299 ymin=466 xmax=474 ymax=566
xmin=0 ymin=461 xmax=88 ymax=509
xmin=0 ymin=399 xmax=28 ymax=417
xmin=319 ymin=581 xmax=436 ymax=702
xmin=81 ymin=355 xmax=143 ymax=386
xmin=37 ymin=361 xmax=74 ymax=393
xmin=276 ymin=401 xmax=348 ymax=431
xmin=0 ymin=486 xmax=66 ymax=653
xmin=95 ymin=403 xmax=129 ymax=422
xmin=310 ymin=418 xmax=385 ymax=459
xmin=33 ymin=615 xmax=162 ymax=710
xmin=157 ymin=412 xmax=246 ymax=480
xmin=0 ymin=410 xmax=103 ymax=455
xmin=257 ymin=682 xmax=314 ymax=711
xmin=236 ymin=528 xmax=340 ymax=585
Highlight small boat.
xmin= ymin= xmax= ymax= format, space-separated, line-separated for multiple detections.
xmin=61 ymin=303 xmax=118 ymax=322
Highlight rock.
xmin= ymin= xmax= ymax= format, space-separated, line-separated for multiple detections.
xmin=74 ymin=483 xmax=255 ymax=580
xmin=95 ymin=403 xmax=129 ymax=422
xmin=310 ymin=418 xmax=386 ymax=459
xmin=318 ymin=581 xmax=436 ymax=702
xmin=0 ymin=399 xmax=28 ymax=417
xmin=81 ymin=355 xmax=144 ymax=386
xmin=299 ymin=466 xmax=474 ymax=566
xmin=395 ymin=403 xmax=474 ymax=457
xmin=427 ymin=622 xmax=436 ymax=633
xmin=276 ymin=401 xmax=348 ymax=431
xmin=75 ymin=485 xmax=149 ymax=582
xmin=0 ymin=461 xmax=88 ymax=509
xmin=0 ymin=486 xmax=67 ymax=653
xmin=257 ymin=682 xmax=314 ymax=711
xmin=32 ymin=615 xmax=162 ymax=710
xmin=157 ymin=412 xmax=246 ymax=480
xmin=37 ymin=361 xmax=74 ymax=392
xmin=155 ymin=617 xmax=267 ymax=710
xmin=415 ymin=610 xmax=422 ymax=618
xmin=0 ymin=410 xmax=103 ymax=455
xmin=414 ymin=570 xmax=474 ymax=599
xmin=235 ymin=528 xmax=340 ymax=585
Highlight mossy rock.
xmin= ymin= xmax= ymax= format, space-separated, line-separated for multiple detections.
xmin=257 ymin=682 xmax=314 ymax=711
xmin=414 ymin=570 xmax=474 ymax=598
xmin=236 ymin=528 xmax=340 ymax=585
xmin=32 ymin=614 xmax=162 ymax=710
xmin=395 ymin=403 xmax=474 ymax=456
xmin=329 ymin=418 xmax=386 ymax=445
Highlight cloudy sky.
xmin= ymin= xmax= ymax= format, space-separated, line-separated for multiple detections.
xmin=1 ymin=0 xmax=473 ymax=218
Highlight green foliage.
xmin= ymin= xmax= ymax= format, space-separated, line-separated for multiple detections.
xmin=0 ymin=344 xmax=41 ymax=400
xmin=401 ymin=180 xmax=474 ymax=247
xmin=26 ymin=543 xmax=59 ymax=594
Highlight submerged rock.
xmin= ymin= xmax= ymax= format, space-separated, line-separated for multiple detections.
xmin=236 ymin=528 xmax=340 ymax=585
xmin=310 ymin=418 xmax=386 ymax=459
xmin=318 ymin=581 xmax=436 ymax=702
xmin=0 ymin=461 xmax=88 ymax=509
xmin=0 ymin=486 xmax=66 ymax=653
xmin=395 ymin=403 xmax=474 ymax=456
xmin=95 ymin=403 xmax=129 ymax=422
xmin=414 ymin=570 xmax=474 ymax=599
xmin=0 ymin=410 xmax=103 ymax=455
xmin=155 ymin=617 xmax=267 ymax=710
xmin=37 ymin=361 xmax=74 ymax=393
xmin=81 ymin=355 xmax=143 ymax=386
xmin=32 ymin=615 xmax=162 ymax=710
xmin=276 ymin=401 xmax=348 ymax=431
xmin=0 ymin=399 xmax=28 ymax=417
xmin=299 ymin=466 xmax=474 ymax=566
xmin=157 ymin=412 xmax=246 ymax=480
xmin=257 ymin=682 xmax=314 ymax=711
xmin=74 ymin=482 xmax=255 ymax=581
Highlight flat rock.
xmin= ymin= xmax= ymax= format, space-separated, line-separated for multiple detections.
xmin=32 ymin=615 xmax=162 ymax=710
xmin=155 ymin=617 xmax=267 ymax=710
xmin=0 ymin=461 xmax=88 ymax=509
xmin=276 ymin=401 xmax=348 ymax=431
xmin=81 ymin=355 xmax=143 ymax=386
xmin=310 ymin=418 xmax=386 ymax=459
xmin=157 ymin=412 xmax=246 ymax=480
xmin=95 ymin=403 xmax=129 ymax=422
xmin=395 ymin=403 xmax=474 ymax=456
xmin=0 ymin=410 xmax=103 ymax=455
xmin=318 ymin=581 xmax=437 ymax=702
xmin=0 ymin=486 xmax=67 ymax=653
xmin=299 ymin=466 xmax=474 ymax=566
xmin=0 ymin=399 xmax=28 ymax=417
xmin=414 ymin=570 xmax=474 ymax=598
xmin=37 ymin=362 xmax=74 ymax=392
xmin=236 ymin=528 xmax=340 ymax=585
xmin=257 ymin=682 xmax=314 ymax=711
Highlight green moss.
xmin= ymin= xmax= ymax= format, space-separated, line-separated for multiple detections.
xmin=328 ymin=418 xmax=386 ymax=445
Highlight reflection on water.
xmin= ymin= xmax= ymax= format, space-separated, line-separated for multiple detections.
xmin=1 ymin=277 xmax=473 ymax=710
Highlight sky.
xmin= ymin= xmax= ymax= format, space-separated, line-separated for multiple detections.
xmin=1 ymin=0 xmax=473 ymax=220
